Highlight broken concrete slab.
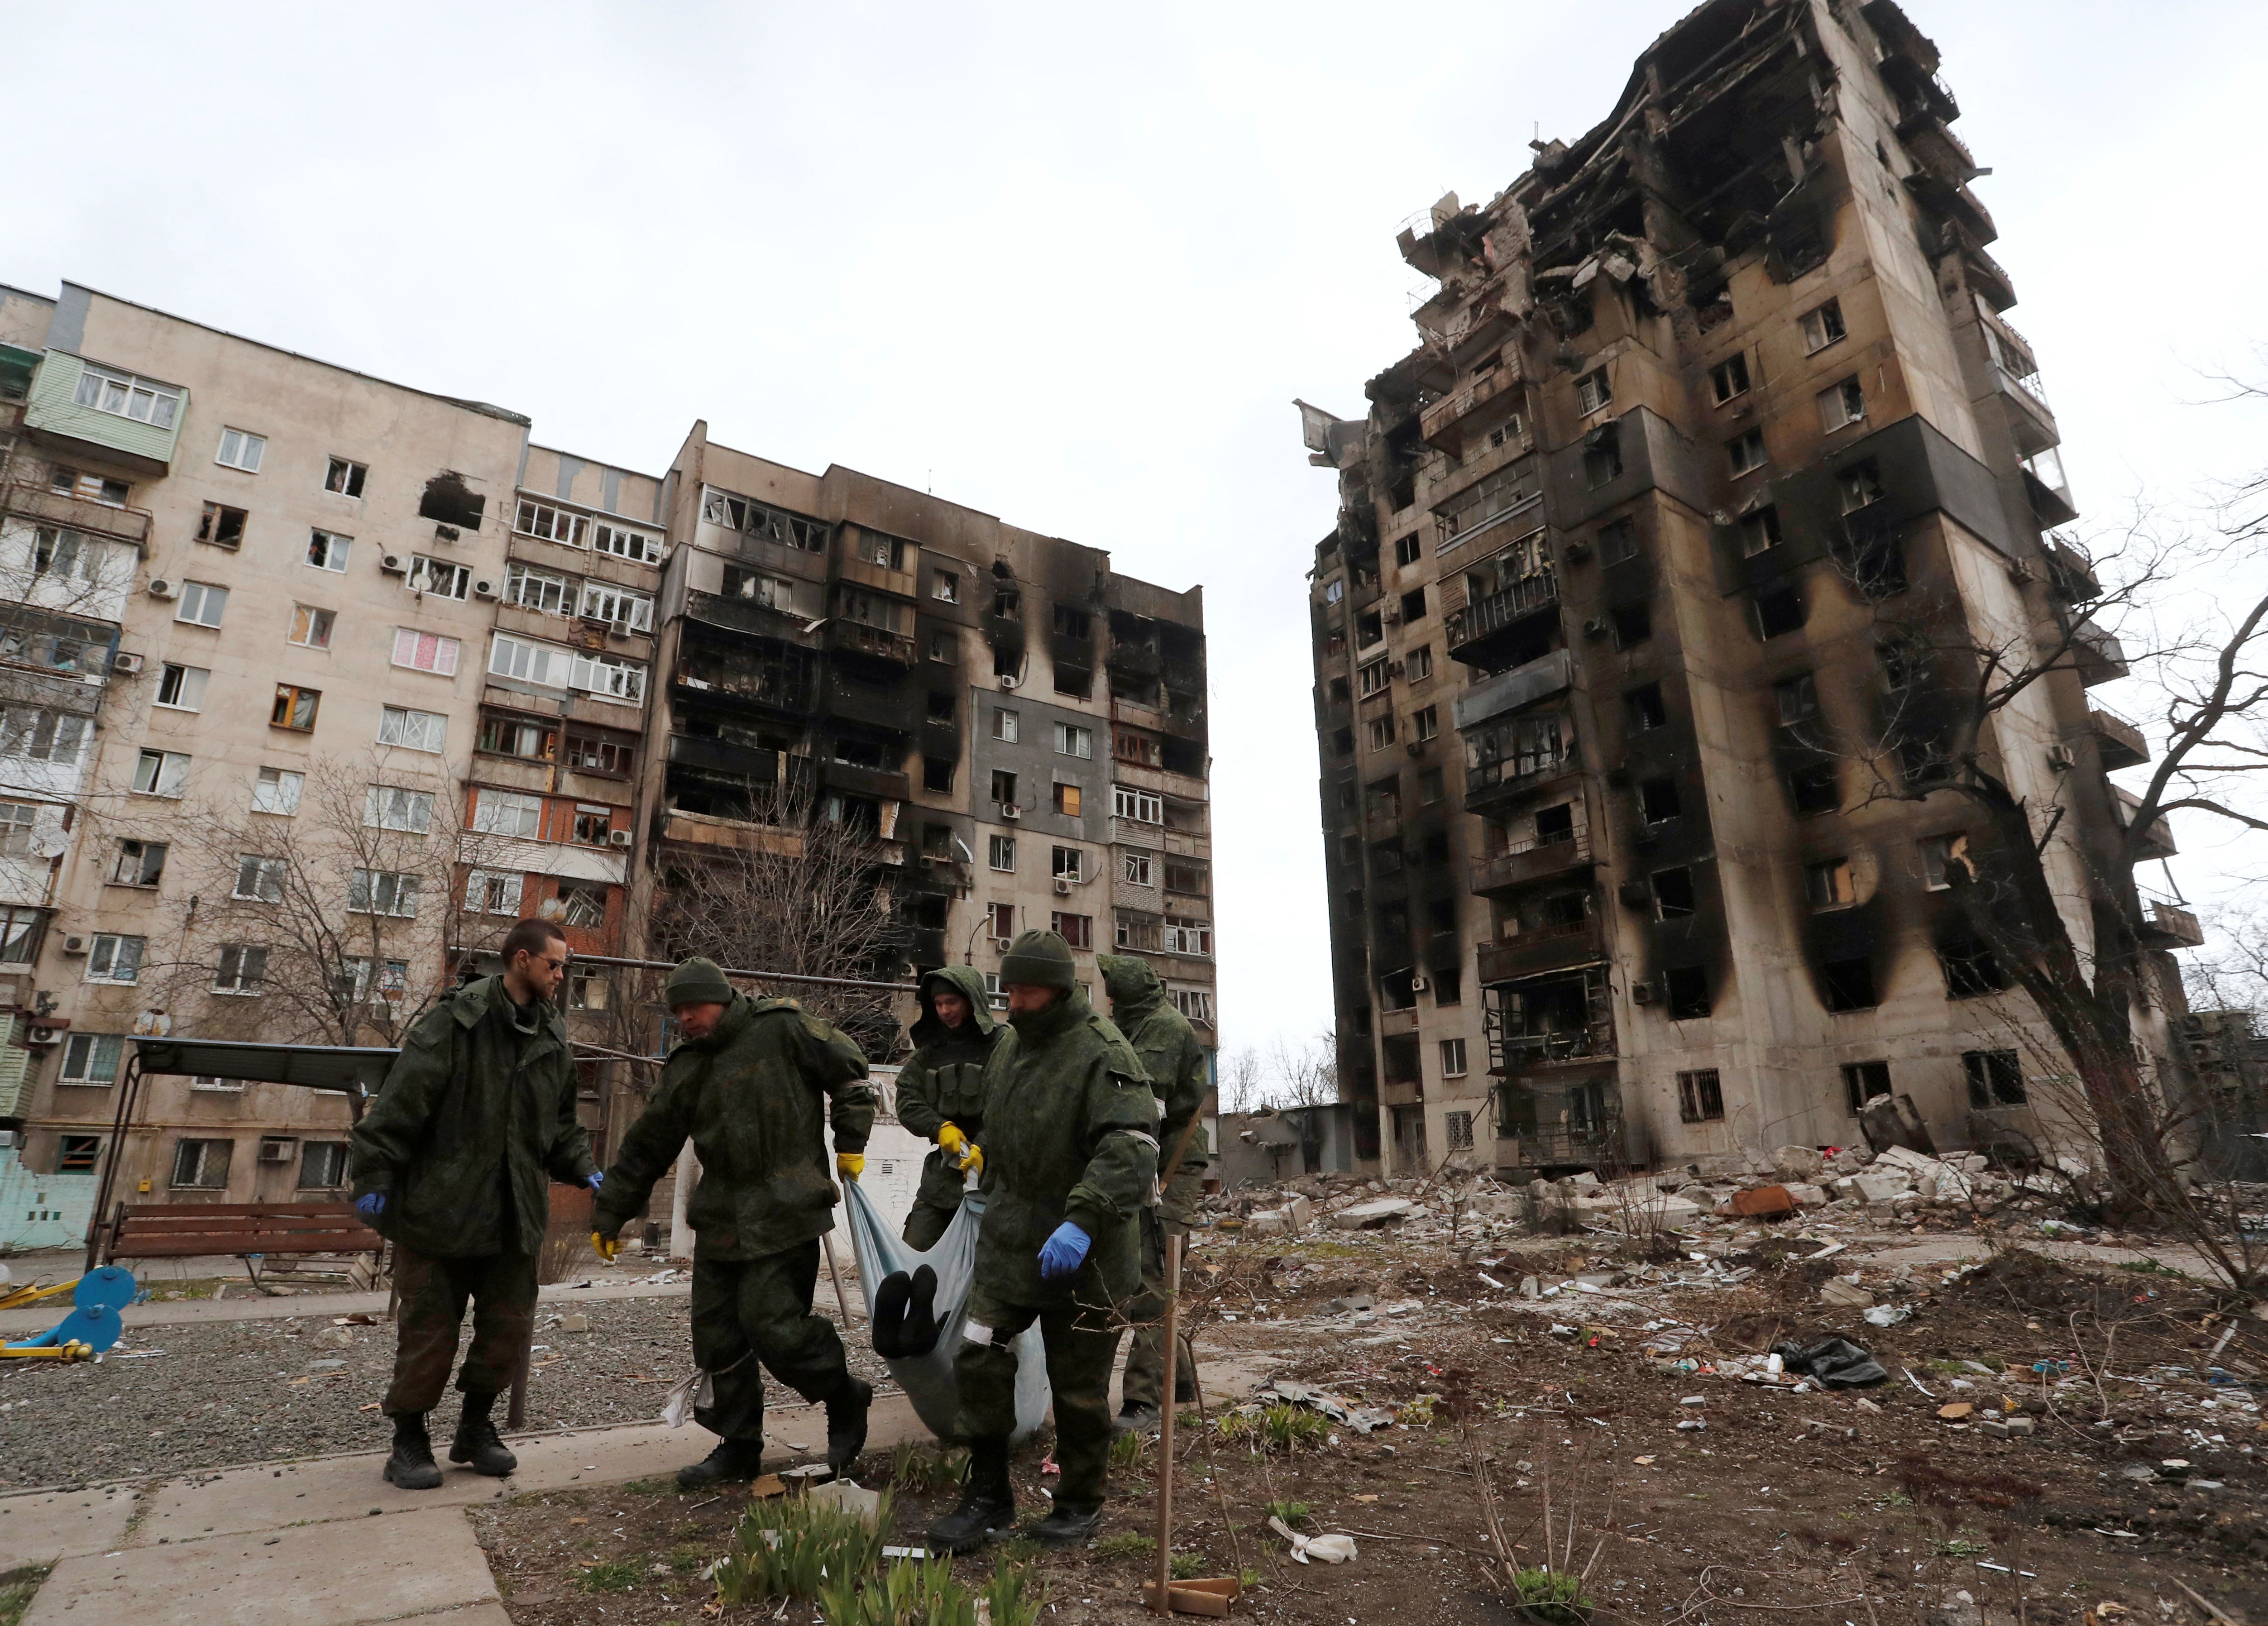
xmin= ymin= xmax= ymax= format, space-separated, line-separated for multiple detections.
xmin=1330 ymin=1197 xmax=1416 ymax=1230
xmin=1773 ymin=1145 xmax=1824 ymax=1181
xmin=1819 ymin=1278 xmax=1876 ymax=1308
xmin=1780 ymin=1183 xmax=1828 ymax=1208
xmin=1852 ymin=1171 xmax=1914 ymax=1204
xmin=0 ymin=1485 xmax=140 ymax=1565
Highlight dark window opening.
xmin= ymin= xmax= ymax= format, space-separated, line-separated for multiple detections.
xmin=1598 ymin=519 xmax=1638 ymax=564
xmin=1535 ymin=803 xmax=1574 ymax=844
xmin=1677 ymin=1068 xmax=1725 ymax=1122
xmin=1790 ymin=764 xmax=1839 ymax=816
xmin=1740 ymin=506 xmax=1781 ymax=557
xmin=1394 ymin=534 xmax=1423 ymax=568
xmin=1624 ymin=683 xmax=1667 ymax=732
xmin=1610 ymin=603 xmax=1651 ymax=647
xmin=196 ymin=502 xmax=247 ymax=549
xmin=926 ymin=690 xmax=955 ymax=722
xmin=1754 ymin=588 xmax=1806 ymax=640
xmin=1652 ymin=866 xmax=1696 ymax=918
xmin=1428 ymin=896 xmax=1457 ymax=933
xmin=1053 ymin=664 xmax=1092 ymax=700
xmin=417 ymin=470 xmax=486 ymax=530
xmin=1941 ymin=935 xmax=2011 ymax=998
xmin=1964 ymin=1048 xmax=2026 ymax=1106
xmin=1639 ymin=777 xmax=1681 ymax=824
xmin=1842 ymin=1060 xmax=1890 ymax=1115
xmin=1583 ymin=437 xmax=1624 ymax=489
xmin=1052 ymin=605 xmax=1091 ymax=641
xmin=1773 ymin=671 xmax=1818 ymax=725
xmin=1432 ymin=966 xmax=1462 ymax=1005
xmin=1399 ymin=588 xmax=1426 ymax=623
xmin=1821 ymin=955 xmax=1878 ymax=1011
xmin=1665 ymin=965 xmax=1711 ymax=1020
xmin=1709 ymin=354 xmax=1751 ymax=404
xmin=922 ymin=756 xmax=955 ymax=794
xmin=1357 ymin=611 xmax=1383 ymax=646
xmin=1331 ymin=727 xmax=1354 ymax=757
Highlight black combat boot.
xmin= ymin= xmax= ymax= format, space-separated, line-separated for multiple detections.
xmin=383 ymin=1411 xmax=443 ymax=1490
xmin=449 ymin=1390 xmax=517 ymax=1477
xmin=677 ymin=1437 xmax=768 ymax=1490
xmin=926 ymin=1436 xmax=1014 ymax=1554
xmin=1111 ymin=1400 xmax=1162 ymax=1437
xmin=826 ymin=1376 xmax=874 ymax=1477
xmin=1028 ymin=1496 xmax=1105 ymax=1547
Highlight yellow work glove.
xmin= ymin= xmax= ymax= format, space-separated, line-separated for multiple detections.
xmin=939 ymin=1122 xmax=983 ymax=1178
xmin=837 ymin=1153 xmax=864 ymax=1181
xmin=591 ymin=1230 xmax=619 ymax=1262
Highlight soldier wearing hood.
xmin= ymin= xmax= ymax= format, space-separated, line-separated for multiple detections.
xmin=893 ymin=965 xmax=1004 ymax=1249
xmin=1097 ymin=952 xmax=1210 ymax=1433
xmin=926 ymin=930 xmax=1158 ymax=1554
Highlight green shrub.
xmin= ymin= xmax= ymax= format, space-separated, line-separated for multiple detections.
xmin=1108 ymin=1429 xmax=1152 ymax=1470
xmin=1259 ymin=1403 xmax=1330 ymax=1453
xmin=1508 ymin=1566 xmax=1592 ymax=1624
xmin=577 ymin=1558 xmax=644 ymax=1594
xmin=813 ymin=1552 xmax=1046 ymax=1626
xmin=712 ymin=1491 xmax=891 ymax=1605
xmin=1264 ymin=1500 xmax=1311 ymax=1528
xmin=890 ymin=1441 xmax=968 ymax=1494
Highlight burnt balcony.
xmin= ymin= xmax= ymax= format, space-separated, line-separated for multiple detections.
xmin=1501 ymin=1115 xmax=1628 ymax=1171
xmin=821 ymin=760 xmax=913 ymax=803
xmin=1446 ymin=573 xmax=1560 ymax=666
xmin=2113 ymin=786 xmax=2177 ymax=860
xmin=2086 ymin=705 xmax=2148 ymax=770
xmin=902 ymin=926 xmax=948 ymax=966
xmin=826 ymin=620 xmax=919 ymax=668
xmin=1108 ymin=638 xmax=1161 ymax=680
xmin=1418 ymin=363 xmax=1525 ymax=459
xmin=1488 ymin=1020 xmax=1618 ymax=1076
xmin=0 ymin=481 xmax=153 ymax=550
xmin=1464 ymin=746 xmax=1579 ymax=815
xmin=2140 ymin=900 xmax=2205 ymax=950
xmin=666 ymin=732 xmax=781 ymax=784
xmin=1903 ymin=170 xmax=1995 ymax=247
xmin=2067 ymin=617 xmax=2128 ymax=687
xmin=1470 ymin=828 xmax=1594 ymax=896
xmin=2046 ymin=536 xmax=2101 ymax=603
xmin=1161 ymin=657 xmax=1205 ymax=696
xmin=1379 ymin=1077 xmax=1423 ymax=1108
xmin=821 ymin=670 xmax=919 ymax=734
xmin=1048 ymin=629 xmax=1096 ymax=671
xmin=1476 ymin=916 xmax=1605 ymax=985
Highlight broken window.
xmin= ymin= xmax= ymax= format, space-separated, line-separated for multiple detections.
xmin=1804 ymin=858 xmax=1855 ymax=910
xmin=1799 ymin=299 xmax=1847 ymax=354
xmin=1400 ymin=588 xmax=1426 ymax=623
xmin=1753 ymin=587 xmax=1805 ymax=640
xmin=1436 ymin=456 xmax=1542 ymax=540
xmin=1610 ymin=602 xmax=1651 ymax=647
xmin=1624 ymin=683 xmax=1666 ymax=732
xmin=1639 ymin=776 xmax=1681 ymax=824
xmin=1050 ymin=911 xmax=1093 ymax=948
xmin=1837 ymin=460 xmax=1885 ymax=513
xmin=1575 ymin=368 xmax=1612 ymax=415
xmin=1739 ymin=506 xmax=1781 ymax=558
xmin=1331 ymin=727 xmax=1355 ymax=757
xmin=1727 ymin=428 xmax=1767 ymax=476
xmin=1709 ymin=354 xmax=1751 ymax=404
xmin=1665 ymin=966 xmax=1711 ymax=1021
xmin=1918 ymin=833 xmax=1971 ymax=890
xmin=1394 ymin=534 xmax=1422 ymax=568
xmin=1652 ymin=866 xmax=1697 ymax=919
xmin=1364 ymin=776 xmax=1401 ymax=823
xmin=196 ymin=501 xmax=247 ymax=550
xmin=1842 ymin=1060 xmax=1891 ymax=1114
xmin=1964 ymin=1048 xmax=2026 ymax=1107
xmin=1582 ymin=427 xmax=1623 ymax=489
xmin=1052 ymin=783 xmax=1082 ymax=817
xmin=110 ymin=839 xmax=166 ymax=887
xmin=1821 ymin=955 xmax=1876 ymax=1011
xmin=1773 ymin=671 xmax=1818 ymax=725
xmin=325 ymin=457 xmax=367 ymax=498
xmin=565 ymin=727 xmax=635 ymax=776
xmin=1940 ymin=934 xmax=2011 ymax=998
xmin=1433 ymin=966 xmax=1462 ymax=1005
xmin=270 ymin=683 xmax=321 ymax=732
xmin=1878 ymin=639 xmax=1928 ymax=691
xmin=1407 ymin=646 xmax=1433 ymax=682
xmin=1676 ymin=1067 xmax=1724 ymax=1123
xmin=1597 ymin=519 xmax=1638 ymax=564
xmin=420 ymin=472 xmax=487 ymax=531
xmin=1787 ymin=764 xmax=1837 ymax=817
xmin=1817 ymin=377 xmax=1867 ymax=432
xmin=155 ymin=662 xmax=208 ymax=710
xmin=1535 ymin=802 xmax=1575 ymax=846
xmin=306 ymin=529 xmax=353 ymax=572
xmin=922 ymin=756 xmax=954 ymax=793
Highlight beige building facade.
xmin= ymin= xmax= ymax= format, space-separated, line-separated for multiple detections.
xmin=1302 ymin=0 xmax=2191 ymax=1177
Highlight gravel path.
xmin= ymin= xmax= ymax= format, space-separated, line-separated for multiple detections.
xmin=0 ymin=1295 xmax=891 ymax=1492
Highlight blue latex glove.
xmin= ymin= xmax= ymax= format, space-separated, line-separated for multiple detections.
xmin=1037 ymin=1220 xmax=1091 ymax=1281
xmin=354 ymin=1192 xmax=385 ymax=1220
xmin=587 ymin=1172 xmax=605 ymax=1191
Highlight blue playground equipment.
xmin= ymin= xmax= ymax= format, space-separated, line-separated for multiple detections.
xmin=0 ymin=1266 xmax=137 ymax=1361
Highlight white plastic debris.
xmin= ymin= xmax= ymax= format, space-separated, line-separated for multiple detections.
xmin=1269 ymin=1516 xmax=1356 ymax=1564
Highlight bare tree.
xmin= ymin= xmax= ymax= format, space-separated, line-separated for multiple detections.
xmin=644 ymin=776 xmax=910 ymax=1057
xmin=1216 ymin=1045 xmax=1264 ymax=1114
xmin=148 ymin=753 xmax=519 ymax=1047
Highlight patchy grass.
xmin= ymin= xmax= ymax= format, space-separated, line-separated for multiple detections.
xmin=0 ymin=1566 xmax=51 ymax=1626
xmin=1507 ymin=1565 xmax=1593 ymax=1624
xmin=1087 ymin=1535 xmax=1206 ymax=1579
xmin=889 ymin=1439 xmax=967 ymax=1494
xmin=1108 ymin=1429 xmax=1152 ymax=1471
xmin=614 ymin=1476 xmax=684 ymax=1497
xmin=577 ymin=1557 xmax=645 ymax=1593
xmin=712 ymin=1489 xmax=890 ymax=1605
xmin=1266 ymin=1500 xmax=1312 ymax=1527
xmin=2115 ymin=1257 xmax=2189 ymax=1277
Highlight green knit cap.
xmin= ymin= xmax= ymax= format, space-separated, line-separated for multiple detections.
xmin=999 ymin=929 xmax=1077 ymax=991
xmin=665 ymin=956 xmax=733 ymax=1009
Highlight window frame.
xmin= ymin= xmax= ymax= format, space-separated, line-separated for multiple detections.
xmin=132 ymin=748 xmax=190 ymax=798
xmin=1676 ymin=1067 xmax=1726 ymax=1122
xmin=85 ymin=932 xmax=146 ymax=985
xmin=254 ymin=765 xmax=305 ymax=816
xmin=215 ymin=427 xmax=266 ymax=473
xmin=270 ymin=683 xmax=321 ymax=732
xmin=378 ymin=705 xmax=447 ymax=753
xmin=154 ymin=661 xmax=209 ymax=711
xmin=213 ymin=943 xmax=269 ymax=996
xmin=306 ymin=529 xmax=353 ymax=573
xmin=58 ymin=1031 xmax=125 ymax=1086
xmin=324 ymin=457 xmax=368 ymax=497
xmin=176 ymin=580 xmax=229 ymax=628
xmin=288 ymin=604 xmax=336 ymax=650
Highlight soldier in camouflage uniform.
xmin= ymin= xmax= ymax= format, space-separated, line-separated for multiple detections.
xmin=927 ymin=931 xmax=1158 ymax=1554
xmin=349 ymin=918 xmax=598 ymax=1491
xmin=1097 ymin=953 xmax=1210 ymax=1433
xmin=591 ymin=958 xmax=877 ymax=1488
xmin=892 ymin=965 xmax=1003 ymax=1250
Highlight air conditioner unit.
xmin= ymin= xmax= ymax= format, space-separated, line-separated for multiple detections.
xmin=147 ymin=579 xmax=179 ymax=600
xmin=433 ymin=523 xmax=461 ymax=544
xmin=1582 ymin=616 xmax=1610 ymax=639
xmin=473 ymin=579 xmax=498 ymax=599
xmin=2046 ymin=743 xmax=2077 ymax=771
xmin=991 ymin=937 xmax=1014 ymax=952
xmin=1404 ymin=740 xmax=1424 ymax=757
xmin=1630 ymin=980 xmax=1658 ymax=1004
xmin=1562 ymin=538 xmax=1593 ymax=562
xmin=2008 ymin=560 xmax=2039 ymax=585
xmin=1408 ymin=974 xmax=1429 ymax=993
xmin=110 ymin=651 xmax=144 ymax=676
xmin=379 ymin=554 xmax=407 ymax=575
xmin=608 ymin=828 xmax=634 ymax=847
xmin=22 ymin=1028 xmax=62 ymax=1047
xmin=258 ymin=1139 xmax=296 ymax=1164
xmin=997 ymin=675 xmax=1019 ymax=690
xmin=1053 ymin=877 xmax=1073 ymax=895
xmin=1000 ymin=804 xmax=1022 ymax=820
xmin=62 ymin=935 xmax=88 ymax=955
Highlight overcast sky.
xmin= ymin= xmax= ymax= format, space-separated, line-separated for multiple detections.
xmin=9 ymin=2 xmax=2267 ymax=1064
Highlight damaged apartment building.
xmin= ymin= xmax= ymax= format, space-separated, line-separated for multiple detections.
xmin=1301 ymin=0 xmax=2190 ymax=1176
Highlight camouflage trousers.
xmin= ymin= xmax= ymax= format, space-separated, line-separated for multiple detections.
xmin=690 ymin=1240 xmax=857 ymax=1444
xmin=953 ymin=1261 xmax=1124 ymax=1505
xmin=383 ymin=1247 xmax=537 ymax=1416
xmin=1120 ymin=1169 xmax=1204 ymax=1409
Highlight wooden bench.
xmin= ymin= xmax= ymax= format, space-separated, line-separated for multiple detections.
xmin=96 ymin=1201 xmax=384 ymax=1291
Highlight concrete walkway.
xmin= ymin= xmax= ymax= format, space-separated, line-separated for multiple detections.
xmin=0 ymin=1350 xmax=1276 ymax=1624
xmin=0 ymin=1273 xmax=694 ymax=1339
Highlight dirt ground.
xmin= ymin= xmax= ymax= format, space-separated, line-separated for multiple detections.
xmin=468 ymin=1223 xmax=2267 ymax=1625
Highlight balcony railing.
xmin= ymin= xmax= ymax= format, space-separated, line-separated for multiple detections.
xmin=1470 ymin=827 xmax=1593 ymax=894
xmin=1464 ymin=739 xmax=1579 ymax=804
xmin=0 ymin=482 xmax=153 ymax=550
xmin=2086 ymin=705 xmax=2148 ymax=770
xmin=1476 ymin=916 xmax=1605 ymax=985
xmin=826 ymin=620 xmax=919 ymax=667
xmin=1488 ymin=1021 xmax=1617 ymax=1076
xmin=666 ymin=733 xmax=781 ymax=784
xmin=2114 ymin=786 xmax=2177 ymax=859
xmin=2067 ymin=617 xmax=2128 ymax=687
xmin=1446 ymin=572 xmax=1560 ymax=658
xmin=2140 ymin=900 xmax=2204 ymax=949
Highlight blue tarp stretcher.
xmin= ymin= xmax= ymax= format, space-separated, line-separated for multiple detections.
xmin=839 ymin=1178 xmax=1049 ymax=1445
